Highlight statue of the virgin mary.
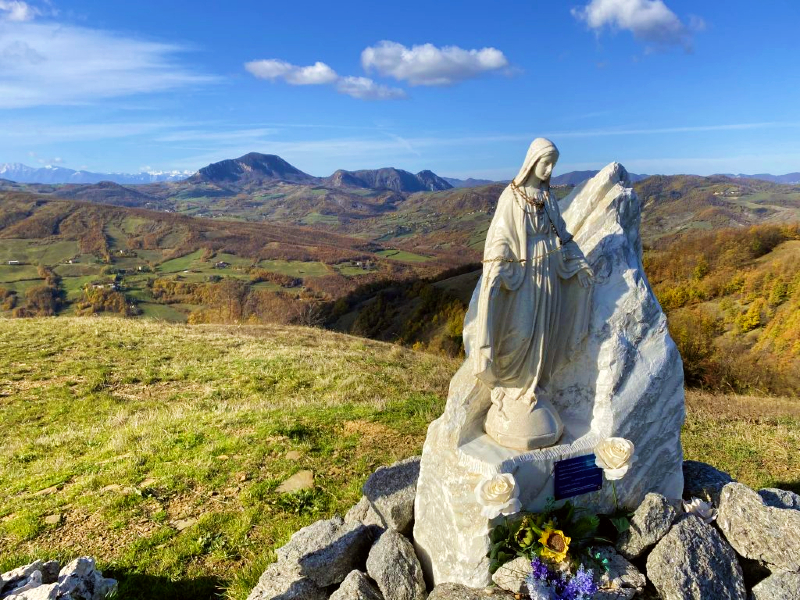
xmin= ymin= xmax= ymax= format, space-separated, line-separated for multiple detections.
xmin=468 ymin=138 xmax=594 ymax=450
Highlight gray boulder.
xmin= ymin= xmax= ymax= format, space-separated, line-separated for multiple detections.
xmin=683 ymin=460 xmax=734 ymax=505
xmin=346 ymin=496 xmax=386 ymax=530
xmin=717 ymin=482 xmax=800 ymax=572
xmin=363 ymin=456 xmax=420 ymax=535
xmin=616 ymin=492 xmax=676 ymax=559
xmin=491 ymin=556 xmax=529 ymax=594
xmin=329 ymin=570 xmax=384 ymax=600
xmin=276 ymin=516 xmax=373 ymax=587
xmin=646 ymin=514 xmax=746 ymax=600
xmin=759 ymin=488 xmax=800 ymax=511
xmin=750 ymin=571 xmax=800 ymax=600
xmin=3 ymin=557 xmax=117 ymax=600
xmin=246 ymin=562 xmax=326 ymax=600
xmin=595 ymin=546 xmax=646 ymax=598
xmin=428 ymin=583 xmax=513 ymax=599
xmin=1 ymin=560 xmax=59 ymax=594
xmin=366 ymin=530 xmax=426 ymax=600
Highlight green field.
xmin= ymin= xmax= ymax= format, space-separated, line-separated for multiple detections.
xmin=0 ymin=239 xmax=81 ymax=266
xmin=0 ymin=318 xmax=797 ymax=599
xmin=375 ymin=249 xmax=431 ymax=263
xmin=256 ymin=260 xmax=330 ymax=278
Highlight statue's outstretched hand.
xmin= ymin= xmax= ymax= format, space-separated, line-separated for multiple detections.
xmin=577 ymin=268 xmax=594 ymax=288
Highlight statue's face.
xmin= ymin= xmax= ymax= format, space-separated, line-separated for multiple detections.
xmin=533 ymin=152 xmax=558 ymax=182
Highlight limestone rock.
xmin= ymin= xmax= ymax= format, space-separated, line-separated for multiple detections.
xmin=759 ymin=487 xmax=800 ymax=510
xmin=363 ymin=456 xmax=420 ymax=536
xmin=276 ymin=516 xmax=373 ymax=587
xmin=366 ymin=530 xmax=426 ymax=600
xmin=683 ymin=460 xmax=734 ymax=505
xmin=414 ymin=163 xmax=685 ymax=587
xmin=646 ymin=514 xmax=746 ymax=600
xmin=428 ymin=583 xmax=511 ymax=599
xmin=717 ymin=482 xmax=800 ymax=572
xmin=276 ymin=470 xmax=314 ymax=493
xmin=595 ymin=546 xmax=646 ymax=596
xmin=616 ymin=492 xmax=676 ymax=559
xmin=750 ymin=571 xmax=800 ymax=600
xmin=246 ymin=562 xmax=325 ymax=600
xmin=329 ymin=570 xmax=384 ymax=600
xmin=346 ymin=496 xmax=389 ymax=530
xmin=491 ymin=556 xmax=529 ymax=594
xmin=2 ymin=557 xmax=117 ymax=600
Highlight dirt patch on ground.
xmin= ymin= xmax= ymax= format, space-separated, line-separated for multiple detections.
xmin=342 ymin=420 xmax=419 ymax=457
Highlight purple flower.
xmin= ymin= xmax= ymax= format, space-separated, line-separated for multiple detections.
xmin=527 ymin=559 xmax=598 ymax=600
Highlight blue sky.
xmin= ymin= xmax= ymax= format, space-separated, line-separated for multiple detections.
xmin=1 ymin=0 xmax=799 ymax=178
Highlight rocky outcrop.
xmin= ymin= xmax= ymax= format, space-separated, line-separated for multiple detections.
xmin=759 ymin=487 xmax=800 ymax=510
xmin=0 ymin=557 xmax=116 ymax=600
xmin=246 ymin=458 xmax=800 ymax=600
xmin=362 ymin=456 xmax=420 ymax=535
xmin=275 ymin=516 xmax=373 ymax=587
xmin=646 ymin=514 xmax=746 ymax=600
xmin=246 ymin=563 xmax=326 ymax=600
xmin=491 ymin=556 xmax=530 ymax=595
xmin=750 ymin=571 xmax=800 ymax=600
xmin=717 ymin=482 xmax=800 ymax=572
xmin=366 ymin=530 xmax=426 ymax=600
xmin=616 ymin=493 xmax=676 ymax=559
xmin=683 ymin=460 xmax=735 ymax=505
xmin=329 ymin=570 xmax=384 ymax=600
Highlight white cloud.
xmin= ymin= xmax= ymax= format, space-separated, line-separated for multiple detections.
xmin=245 ymin=59 xmax=338 ymax=85
xmin=0 ymin=1 xmax=38 ymax=21
xmin=245 ymin=58 xmax=405 ymax=101
xmin=361 ymin=41 xmax=509 ymax=86
xmin=335 ymin=76 xmax=406 ymax=101
xmin=0 ymin=21 xmax=216 ymax=109
xmin=572 ymin=0 xmax=702 ymax=50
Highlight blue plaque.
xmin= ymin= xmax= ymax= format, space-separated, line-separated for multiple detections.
xmin=554 ymin=454 xmax=603 ymax=500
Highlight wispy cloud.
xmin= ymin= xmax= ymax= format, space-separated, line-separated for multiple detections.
xmin=361 ymin=41 xmax=509 ymax=86
xmin=245 ymin=58 xmax=405 ymax=100
xmin=0 ymin=20 xmax=216 ymax=109
xmin=0 ymin=0 xmax=40 ymax=21
xmin=572 ymin=0 xmax=704 ymax=51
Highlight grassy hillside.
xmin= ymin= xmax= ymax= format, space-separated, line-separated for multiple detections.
xmin=0 ymin=318 xmax=798 ymax=600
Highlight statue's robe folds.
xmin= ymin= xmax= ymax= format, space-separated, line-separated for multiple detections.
xmin=471 ymin=185 xmax=592 ymax=401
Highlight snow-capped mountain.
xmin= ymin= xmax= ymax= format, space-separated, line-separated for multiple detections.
xmin=0 ymin=163 xmax=194 ymax=185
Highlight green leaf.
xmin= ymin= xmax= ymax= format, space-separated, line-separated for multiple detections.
xmin=610 ymin=516 xmax=631 ymax=533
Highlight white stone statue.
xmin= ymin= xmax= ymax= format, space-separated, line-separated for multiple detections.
xmin=413 ymin=144 xmax=685 ymax=588
xmin=474 ymin=138 xmax=594 ymax=450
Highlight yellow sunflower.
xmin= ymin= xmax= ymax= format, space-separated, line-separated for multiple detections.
xmin=538 ymin=523 xmax=571 ymax=563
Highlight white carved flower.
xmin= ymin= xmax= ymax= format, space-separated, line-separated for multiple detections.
xmin=683 ymin=497 xmax=717 ymax=524
xmin=594 ymin=437 xmax=635 ymax=481
xmin=474 ymin=473 xmax=521 ymax=519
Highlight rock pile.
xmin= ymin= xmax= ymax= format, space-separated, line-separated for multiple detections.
xmin=248 ymin=458 xmax=800 ymax=599
xmin=0 ymin=557 xmax=116 ymax=600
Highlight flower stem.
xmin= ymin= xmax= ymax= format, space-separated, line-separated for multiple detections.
xmin=612 ymin=481 xmax=619 ymax=511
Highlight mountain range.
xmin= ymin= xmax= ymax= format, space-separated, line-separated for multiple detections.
xmin=4 ymin=155 xmax=800 ymax=189
xmin=0 ymin=163 xmax=192 ymax=185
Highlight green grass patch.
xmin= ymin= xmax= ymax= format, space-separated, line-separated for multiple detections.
xmin=256 ymin=260 xmax=329 ymax=278
xmin=0 ymin=319 xmax=796 ymax=599
xmin=375 ymin=249 xmax=431 ymax=263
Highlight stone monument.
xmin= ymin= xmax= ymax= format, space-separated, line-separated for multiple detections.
xmin=413 ymin=138 xmax=685 ymax=587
